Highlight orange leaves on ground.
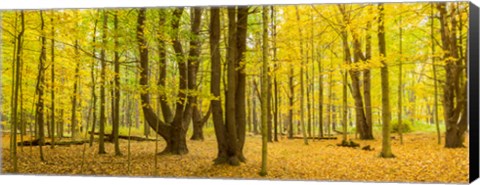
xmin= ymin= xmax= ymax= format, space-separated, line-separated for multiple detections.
xmin=1 ymin=133 xmax=468 ymax=183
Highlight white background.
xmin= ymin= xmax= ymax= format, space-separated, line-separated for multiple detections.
xmin=0 ymin=0 xmax=479 ymax=185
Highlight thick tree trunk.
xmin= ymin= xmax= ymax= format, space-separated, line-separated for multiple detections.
xmin=166 ymin=7 xmax=191 ymax=155
xmin=339 ymin=5 xmax=373 ymax=140
xmin=351 ymin=37 xmax=372 ymax=140
xmin=210 ymin=7 xmax=229 ymax=164
xmin=224 ymin=7 xmax=240 ymax=165
xmin=190 ymin=105 xmax=211 ymax=140
xmin=137 ymin=8 xmax=172 ymax=151
xmin=235 ymin=6 xmax=249 ymax=160
xmin=437 ymin=3 xmax=468 ymax=148
xmin=188 ymin=8 xmax=207 ymax=141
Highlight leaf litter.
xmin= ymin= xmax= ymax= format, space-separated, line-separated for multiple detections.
xmin=1 ymin=133 xmax=468 ymax=183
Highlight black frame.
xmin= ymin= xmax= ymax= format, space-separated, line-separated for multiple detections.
xmin=469 ymin=1 xmax=479 ymax=183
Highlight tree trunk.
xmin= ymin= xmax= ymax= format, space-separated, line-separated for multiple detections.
xmin=431 ymin=3 xmax=441 ymax=145
xmin=188 ymin=8 xmax=210 ymax=141
xmin=224 ymin=7 xmax=240 ymax=164
xmin=36 ymin=11 xmax=46 ymax=161
xmin=339 ymin=5 xmax=351 ymax=142
xmin=89 ymin=14 xmax=98 ymax=147
xmin=437 ymin=3 xmax=467 ymax=148
xmin=9 ymin=12 xmax=18 ymax=157
xmin=157 ymin=10 xmax=174 ymax=124
xmin=271 ymin=6 xmax=279 ymax=142
xmin=318 ymin=52 xmax=324 ymax=138
xmin=364 ymin=7 xmax=373 ymax=142
xmin=296 ymin=7 xmax=308 ymax=145
xmin=260 ymin=6 xmax=269 ymax=176
xmin=71 ymin=40 xmax=80 ymax=140
xmin=267 ymin=71 xmax=273 ymax=143
xmin=378 ymin=3 xmax=394 ymax=158
xmin=339 ymin=5 xmax=373 ymax=140
xmin=235 ymin=6 xmax=249 ymax=160
xmin=288 ymin=63 xmax=294 ymax=139
xmin=252 ymin=84 xmax=259 ymax=135
xmin=137 ymin=8 xmax=172 ymax=153
xmin=98 ymin=10 xmax=108 ymax=155
xmin=190 ymin=105 xmax=211 ymax=140
xmin=398 ymin=9 xmax=404 ymax=144
xmin=50 ymin=12 xmax=55 ymax=149
xmin=11 ymin=10 xmax=25 ymax=171
xmin=165 ymin=7 xmax=191 ymax=154
xmin=210 ymin=7 xmax=229 ymax=164
xmin=113 ymin=11 xmax=122 ymax=156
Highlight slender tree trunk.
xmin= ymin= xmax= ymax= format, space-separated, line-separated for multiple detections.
xmin=318 ymin=52 xmax=324 ymax=138
xmin=70 ymin=41 xmax=80 ymax=140
xmin=296 ymin=7 xmax=308 ymax=145
xmin=50 ymin=12 xmax=55 ymax=149
xmin=59 ymin=109 xmax=64 ymax=138
xmin=11 ymin=11 xmax=25 ymax=172
xmin=398 ymin=9 xmax=404 ymax=144
xmin=306 ymin=60 xmax=312 ymax=139
xmin=36 ymin=11 xmax=46 ymax=161
xmin=328 ymin=59 xmax=333 ymax=137
xmin=271 ymin=6 xmax=279 ymax=142
xmin=252 ymin=84 xmax=259 ymax=135
xmin=288 ymin=63 xmax=294 ymax=139
xmin=157 ymin=10 xmax=174 ymax=124
xmin=378 ymin=3 xmax=394 ymax=158
xmin=267 ymin=70 xmax=273 ymax=142
xmin=89 ymin=14 xmax=98 ymax=147
xmin=342 ymin=72 xmax=348 ymax=141
xmin=431 ymin=3 xmax=441 ymax=145
xmin=98 ymin=10 xmax=108 ymax=154
xmin=113 ymin=11 xmax=122 ymax=156
xmin=339 ymin=5 xmax=350 ymax=142
xmin=364 ymin=6 xmax=373 ymax=142
xmin=260 ymin=6 xmax=269 ymax=176
xmin=9 ymin=12 xmax=18 ymax=158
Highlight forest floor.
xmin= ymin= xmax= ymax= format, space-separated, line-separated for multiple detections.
xmin=1 ymin=132 xmax=469 ymax=183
